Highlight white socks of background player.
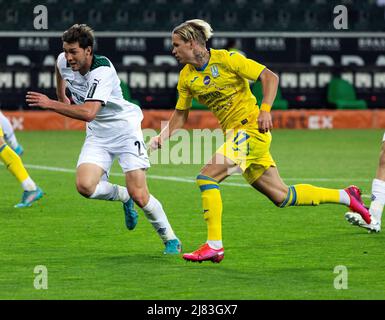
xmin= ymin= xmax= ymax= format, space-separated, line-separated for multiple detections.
xmin=142 ymin=194 xmax=177 ymax=243
xmin=369 ymin=178 xmax=385 ymax=225
xmin=89 ymin=181 xmax=129 ymax=202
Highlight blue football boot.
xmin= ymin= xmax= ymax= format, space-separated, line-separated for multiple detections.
xmin=164 ymin=238 xmax=182 ymax=255
xmin=14 ymin=187 xmax=44 ymax=208
xmin=123 ymin=198 xmax=138 ymax=230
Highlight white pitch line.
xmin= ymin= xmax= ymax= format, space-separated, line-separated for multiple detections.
xmin=1 ymin=163 xmax=373 ymax=197
xmin=16 ymin=163 xmax=251 ymax=188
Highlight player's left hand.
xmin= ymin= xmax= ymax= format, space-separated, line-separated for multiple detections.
xmin=257 ymin=111 xmax=273 ymax=133
xmin=148 ymin=135 xmax=162 ymax=151
xmin=26 ymin=91 xmax=53 ymax=109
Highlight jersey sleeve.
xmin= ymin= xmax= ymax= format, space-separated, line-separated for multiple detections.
xmin=175 ymin=69 xmax=193 ymax=110
xmin=84 ymin=67 xmax=114 ymax=105
xmin=226 ymin=51 xmax=266 ymax=81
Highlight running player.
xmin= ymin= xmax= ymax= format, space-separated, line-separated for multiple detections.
xmin=149 ymin=19 xmax=370 ymax=263
xmin=345 ymin=134 xmax=384 ymax=233
xmin=26 ymin=24 xmax=181 ymax=254
xmin=0 ymin=111 xmax=24 ymax=155
xmin=0 ymin=124 xmax=43 ymax=207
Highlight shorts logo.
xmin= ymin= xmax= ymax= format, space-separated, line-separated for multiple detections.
xmin=203 ymin=75 xmax=211 ymax=85
xmin=210 ymin=65 xmax=219 ymax=78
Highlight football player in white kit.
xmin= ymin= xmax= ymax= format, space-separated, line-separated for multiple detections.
xmin=345 ymin=134 xmax=385 ymax=233
xmin=26 ymin=24 xmax=181 ymax=254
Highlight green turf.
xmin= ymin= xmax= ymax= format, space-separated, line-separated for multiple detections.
xmin=1 ymin=129 xmax=384 ymax=299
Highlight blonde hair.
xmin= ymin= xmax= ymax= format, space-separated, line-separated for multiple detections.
xmin=172 ymin=19 xmax=213 ymax=46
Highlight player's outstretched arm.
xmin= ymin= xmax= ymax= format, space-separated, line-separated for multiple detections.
xmin=26 ymin=91 xmax=101 ymax=122
xmin=257 ymin=69 xmax=279 ymax=133
xmin=260 ymin=68 xmax=279 ymax=107
xmin=149 ymin=109 xmax=189 ymax=150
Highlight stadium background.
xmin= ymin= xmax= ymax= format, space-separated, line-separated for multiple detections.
xmin=0 ymin=0 xmax=385 ymax=130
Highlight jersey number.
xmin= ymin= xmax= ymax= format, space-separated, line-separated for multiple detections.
xmin=134 ymin=141 xmax=144 ymax=156
xmin=232 ymin=131 xmax=250 ymax=156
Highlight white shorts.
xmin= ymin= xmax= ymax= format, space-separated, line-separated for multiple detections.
xmin=77 ymin=127 xmax=150 ymax=174
xmin=383 ymin=132 xmax=385 ymax=142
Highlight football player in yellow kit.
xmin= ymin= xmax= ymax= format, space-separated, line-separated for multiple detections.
xmin=0 ymin=111 xmax=24 ymax=155
xmin=0 ymin=125 xmax=43 ymax=208
xmin=150 ymin=19 xmax=371 ymax=263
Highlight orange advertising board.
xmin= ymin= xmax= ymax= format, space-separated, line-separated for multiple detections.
xmin=2 ymin=109 xmax=385 ymax=130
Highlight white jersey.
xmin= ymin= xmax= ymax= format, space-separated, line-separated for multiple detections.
xmin=57 ymin=52 xmax=142 ymax=137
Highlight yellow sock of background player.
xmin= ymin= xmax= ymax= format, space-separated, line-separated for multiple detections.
xmin=196 ymin=175 xmax=223 ymax=249
xmin=0 ymin=138 xmax=43 ymax=208
xmin=0 ymin=143 xmax=37 ymax=191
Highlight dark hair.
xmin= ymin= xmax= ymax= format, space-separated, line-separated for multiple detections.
xmin=62 ymin=24 xmax=94 ymax=50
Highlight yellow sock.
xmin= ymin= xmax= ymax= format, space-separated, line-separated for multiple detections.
xmin=0 ymin=144 xmax=29 ymax=183
xmin=280 ymin=184 xmax=340 ymax=207
xmin=196 ymin=175 xmax=223 ymax=241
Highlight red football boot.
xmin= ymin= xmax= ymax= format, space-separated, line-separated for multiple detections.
xmin=183 ymin=243 xmax=224 ymax=263
xmin=345 ymin=185 xmax=371 ymax=224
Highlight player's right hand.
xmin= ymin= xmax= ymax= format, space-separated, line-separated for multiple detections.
xmin=26 ymin=91 xmax=52 ymax=109
xmin=149 ymin=135 xmax=162 ymax=151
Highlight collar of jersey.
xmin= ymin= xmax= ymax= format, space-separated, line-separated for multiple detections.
xmin=194 ymin=49 xmax=211 ymax=72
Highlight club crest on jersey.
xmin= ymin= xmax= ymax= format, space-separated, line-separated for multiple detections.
xmin=210 ymin=65 xmax=219 ymax=78
xmin=203 ymin=75 xmax=211 ymax=85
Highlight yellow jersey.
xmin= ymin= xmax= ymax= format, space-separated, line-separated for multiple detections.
xmin=176 ymin=48 xmax=266 ymax=130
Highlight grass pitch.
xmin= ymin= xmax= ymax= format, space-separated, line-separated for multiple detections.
xmin=0 ymin=129 xmax=384 ymax=299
